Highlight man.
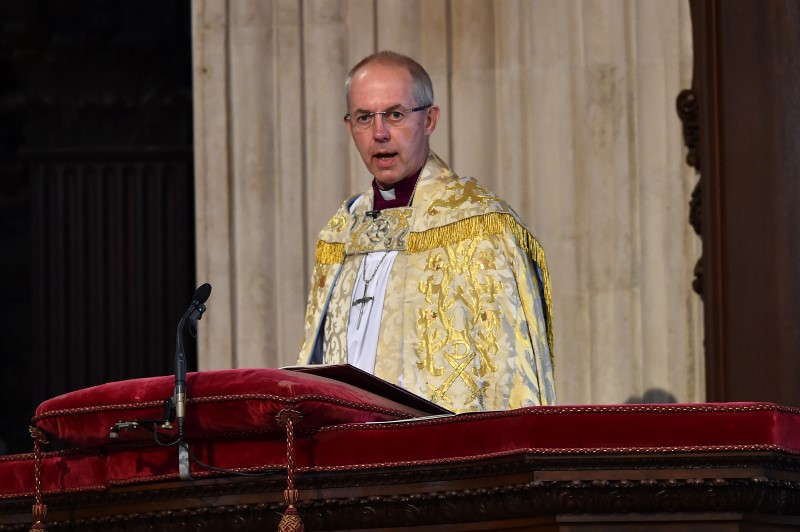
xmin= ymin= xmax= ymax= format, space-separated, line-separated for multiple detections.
xmin=298 ymin=51 xmax=555 ymax=412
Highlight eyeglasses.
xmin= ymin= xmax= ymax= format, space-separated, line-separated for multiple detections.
xmin=345 ymin=104 xmax=432 ymax=131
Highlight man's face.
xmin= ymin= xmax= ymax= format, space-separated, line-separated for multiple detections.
xmin=345 ymin=63 xmax=439 ymax=189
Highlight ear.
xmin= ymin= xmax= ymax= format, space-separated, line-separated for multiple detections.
xmin=424 ymin=105 xmax=441 ymax=135
xmin=344 ymin=116 xmax=353 ymax=134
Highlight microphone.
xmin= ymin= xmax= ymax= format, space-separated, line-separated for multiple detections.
xmin=191 ymin=283 xmax=213 ymax=308
xmin=174 ymin=283 xmax=212 ymax=480
xmin=187 ymin=283 xmax=211 ymax=338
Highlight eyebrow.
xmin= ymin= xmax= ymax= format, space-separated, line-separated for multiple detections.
xmin=353 ymin=103 xmax=407 ymax=114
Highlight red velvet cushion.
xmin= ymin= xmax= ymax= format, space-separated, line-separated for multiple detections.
xmin=6 ymin=401 xmax=800 ymax=499
xmin=32 ymin=368 xmax=430 ymax=448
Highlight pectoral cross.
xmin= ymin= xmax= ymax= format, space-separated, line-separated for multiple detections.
xmin=353 ymin=250 xmax=390 ymax=329
xmin=352 ymin=280 xmax=373 ymax=329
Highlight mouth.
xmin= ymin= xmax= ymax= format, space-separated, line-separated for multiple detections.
xmin=373 ymin=151 xmax=398 ymax=168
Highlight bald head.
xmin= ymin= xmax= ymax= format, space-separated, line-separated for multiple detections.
xmin=345 ymin=51 xmax=434 ymax=113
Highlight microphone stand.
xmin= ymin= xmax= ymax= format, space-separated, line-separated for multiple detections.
xmin=173 ymin=283 xmax=211 ymax=480
xmin=174 ymin=308 xmax=190 ymax=480
xmin=108 ymin=284 xmax=212 ymax=481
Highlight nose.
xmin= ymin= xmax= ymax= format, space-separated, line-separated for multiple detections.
xmin=371 ymin=114 xmax=390 ymax=141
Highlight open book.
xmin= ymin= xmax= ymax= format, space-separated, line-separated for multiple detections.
xmin=281 ymin=363 xmax=453 ymax=416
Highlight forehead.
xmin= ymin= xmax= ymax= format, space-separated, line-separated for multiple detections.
xmin=349 ymin=63 xmax=414 ymax=110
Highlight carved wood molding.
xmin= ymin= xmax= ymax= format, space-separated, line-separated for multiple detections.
xmin=676 ymin=88 xmax=703 ymax=298
xmin=676 ymin=89 xmax=700 ymax=173
xmin=2 ymin=478 xmax=798 ymax=531
xmin=3 ymin=451 xmax=800 ymax=530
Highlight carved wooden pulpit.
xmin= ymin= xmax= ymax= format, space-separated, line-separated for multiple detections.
xmin=2 ymin=367 xmax=800 ymax=531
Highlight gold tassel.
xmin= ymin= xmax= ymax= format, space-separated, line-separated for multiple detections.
xmin=278 ymin=489 xmax=304 ymax=532
xmin=315 ymin=240 xmax=345 ymax=265
xmin=29 ymin=427 xmax=48 ymax=531
xmin=30 ymin=503 xmax=46 ymax=532
xmin=276 ymin=409 xmax=304 ymax=532
xmin=407 ymin=212 xmax=555 ymax=362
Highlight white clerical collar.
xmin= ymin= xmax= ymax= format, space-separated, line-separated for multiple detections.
xmin=377 ymin=187 xmax=396 ymax=201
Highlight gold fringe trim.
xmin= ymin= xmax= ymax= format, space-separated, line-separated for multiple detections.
xmin=407 ymin=213 xmax=555 ymax=361
xmin=315 ymin=240 xmax=345 ymax=265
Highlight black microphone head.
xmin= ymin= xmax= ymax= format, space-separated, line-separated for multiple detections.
xmin=192 ymin=283 xmax=212 ymax=305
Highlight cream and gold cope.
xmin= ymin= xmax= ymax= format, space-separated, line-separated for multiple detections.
xmin=298 ymin=152 xmax=555 ymax=412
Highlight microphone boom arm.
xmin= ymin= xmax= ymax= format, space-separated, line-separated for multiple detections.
xmin=173 ymin=283 xmax=212 ymax=480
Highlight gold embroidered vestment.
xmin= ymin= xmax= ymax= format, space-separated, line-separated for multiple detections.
xmin=298 ymin=152 xmax=555 ymax=412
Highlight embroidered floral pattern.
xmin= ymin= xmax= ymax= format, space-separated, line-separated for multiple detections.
xmin=416 ymin=238 xmax=504 ymax=407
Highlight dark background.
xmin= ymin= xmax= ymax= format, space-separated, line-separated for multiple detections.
xmin=0 ymin=0 xmax=196 ymax=454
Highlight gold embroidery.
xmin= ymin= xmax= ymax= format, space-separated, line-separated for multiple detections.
xmin=307 ymin=264 xmax=328 ymax=326
xmin=416 ymin=238 xmax=504 ymax=407
xmin=348 ymin=208 xmax=412 ymax=254
xmin=326 ymin=213 xmax=347 ymax=232
xmin=408 ymin=212 xmax=554 ymax=361
xmin=427 ymin=180 xmax=494 ymax=215
xmin=425 ymin=252 xmax=444 ymax=271
xmin=416 ymin=307 xmax=444 ymax=376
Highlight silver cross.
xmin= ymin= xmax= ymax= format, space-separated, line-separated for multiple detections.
xmin=352 ymin=281 xmax=373 ymax=329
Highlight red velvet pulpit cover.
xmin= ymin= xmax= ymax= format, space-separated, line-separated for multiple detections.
xmin=1 ymin=367 xmax=436 ymax=498
xmin=31 ymin=367 xmax=435 ymax=447
xmin=1 ymin=367 xmax=800 ymax=500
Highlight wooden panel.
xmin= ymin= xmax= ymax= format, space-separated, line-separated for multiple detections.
xmin=2 ymin=449 xmax=800 ymax=530
xmin=29 ymin=149 xmax=196 ymax=404
xmin=690 ymin=0 xmax=800 ymax=404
